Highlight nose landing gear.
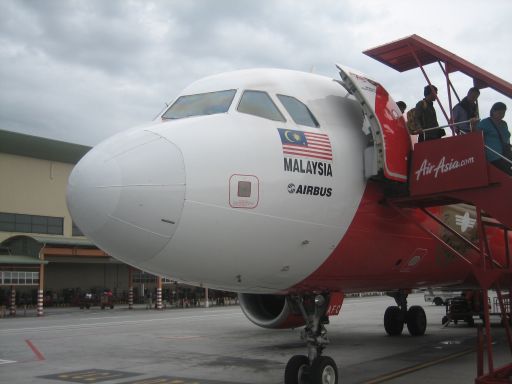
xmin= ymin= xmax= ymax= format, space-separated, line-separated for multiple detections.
xmin=284 ymin=294 xmax=339 ymax=384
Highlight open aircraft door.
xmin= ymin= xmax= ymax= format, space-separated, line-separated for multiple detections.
xmin=337 ymin=64 xmax=411 ymax=182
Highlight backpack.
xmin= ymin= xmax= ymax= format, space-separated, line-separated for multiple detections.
xmin=406 ymin=101 xmax=427 ymax=135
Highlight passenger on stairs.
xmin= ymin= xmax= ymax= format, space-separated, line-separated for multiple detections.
xmin=396 ymin=101 xmax=407 ymax=114
xmin=477 ymin=102 xmax=512 ymax=176
xmin=452 ymin=87 xmax=480 ymax=134
xmin=415 ymin=85 xmax=445 ymax=142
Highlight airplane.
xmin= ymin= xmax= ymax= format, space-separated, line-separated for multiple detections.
xmin=66 ymin=64 xmax=512 ymax=384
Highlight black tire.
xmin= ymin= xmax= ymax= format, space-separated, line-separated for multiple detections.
xmin=406 ymin=306 xmax=427 ymax=336
xmin=284 ymin=355 xmax=309 ymax=384
xmin=433 ymin=297 xmax=444 ymax=306
xmin=467 ymin=317 xmax=475 ymax=327
xmin=384 ymin=306 xmax=404 ymax=336
xmin=310 ymin=356 xmax=338 ymax=384
xmin=442 ymin=315 xmax=449 ymax=325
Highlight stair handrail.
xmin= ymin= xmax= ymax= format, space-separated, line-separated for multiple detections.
xmin=416 ymin=121 xmax=512 ymax=166
xmin=418 ymin=119 xmax=473 ymax=133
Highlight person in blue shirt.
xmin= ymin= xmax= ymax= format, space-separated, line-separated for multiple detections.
xmin=476 ymin=102 xmax=511 ymax=175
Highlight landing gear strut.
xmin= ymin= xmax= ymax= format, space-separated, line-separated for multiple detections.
xmin=284 ymin=294 xmax=338 ymax=384
xmin=384 ymin=290 xmax=427 ymax=336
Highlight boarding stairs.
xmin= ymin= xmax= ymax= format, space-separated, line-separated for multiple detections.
xmin=360 ymin=33 xmax=512 ymax=384
xmin=385 ymin=133 xmax=512 ymax=383
xmin=338 ymin=48 xmax=510 ymax=375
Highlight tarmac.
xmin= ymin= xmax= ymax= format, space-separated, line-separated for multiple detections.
xmin=0 ymin=293 xmax=510 ymax=383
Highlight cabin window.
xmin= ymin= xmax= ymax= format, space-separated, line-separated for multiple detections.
xmin=277 ymin=94 xmax=319 ymax=128
xmin=237 ymin=90 xmax=286 ymax=122
xmin=162 ymin=89 xmax=236 ymax=120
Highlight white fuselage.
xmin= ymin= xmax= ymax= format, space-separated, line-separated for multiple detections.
xmin=67 ymin=69 xmax=369 ymax=293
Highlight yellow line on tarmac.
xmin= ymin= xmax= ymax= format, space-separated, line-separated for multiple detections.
xmin=363 ymin=347 xmax=475 ymax=384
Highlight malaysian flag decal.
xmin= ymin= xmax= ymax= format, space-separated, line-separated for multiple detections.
xmin=278 ymin=128 xmax=332 ymax=161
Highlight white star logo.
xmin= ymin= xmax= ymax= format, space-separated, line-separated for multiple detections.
xmin=455 ymin=211 xmax=476 ymax=232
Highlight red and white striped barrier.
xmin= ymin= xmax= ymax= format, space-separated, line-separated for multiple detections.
xmin=10 ymin=289 xmax=16 ymax=316
xmin=156 ymin=287 xmax=162 ymax=310
xmin=128 ymin=287 xmax=133 ymax=309
xmin=37 ymin=289 xmax=44 ymax=317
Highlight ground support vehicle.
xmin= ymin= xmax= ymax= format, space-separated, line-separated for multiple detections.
xmin=442 ymin=297 xmax=478 ymax=327
xmin=100 ymin=291 xmax=114 ymax=310
xmin=79 ymin=293 xmax=97 ymax=309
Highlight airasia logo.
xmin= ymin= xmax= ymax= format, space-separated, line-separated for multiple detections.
xmin=414 ymin=156 xmax=475 ymax=181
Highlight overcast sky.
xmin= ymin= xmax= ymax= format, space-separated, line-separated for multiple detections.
xmin=1 ymin=0 xmax=511 ymax=146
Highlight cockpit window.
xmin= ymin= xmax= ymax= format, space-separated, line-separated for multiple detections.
xmin=237 ymin=90 xmax=286 ymax=122
xmin=277 ymin=94 xmax=319 ymax=128
xmin=162 ymin=89 xmax=236 ymax=120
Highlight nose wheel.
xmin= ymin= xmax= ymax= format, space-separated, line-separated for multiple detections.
xmin=311 ymin=356 xmax=338 ymax=384
xmin=284 ymin=355 xmax=309 ymax=384
xmin=284 ymin=295 xmax=339 ymax=384
xmin=285 ymin=355 xmax=339 ymax=384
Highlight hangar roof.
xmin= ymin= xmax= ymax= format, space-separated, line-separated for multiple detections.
xmin=0 ymin=129 xmax=91 ymax=164
xmin=0 ymin=235 xmax=106 ymax=264
xmin=28 ymin=235 xmax=96 ymax=247
xmin=0 ymin=255 xmax=48 ymax=264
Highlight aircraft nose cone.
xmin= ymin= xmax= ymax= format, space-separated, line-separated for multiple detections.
xmin=67 ymin=129 xmax=185 ymax=263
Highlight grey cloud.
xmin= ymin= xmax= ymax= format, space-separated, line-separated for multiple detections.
xmin=2 ymin=1 xmax=156 ymax=77
xmin=0 ymin=0 xmax=510 ymax=145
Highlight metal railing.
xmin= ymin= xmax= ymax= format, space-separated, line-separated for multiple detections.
xmin=418 ymin=119 xmax=512 ymax=166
